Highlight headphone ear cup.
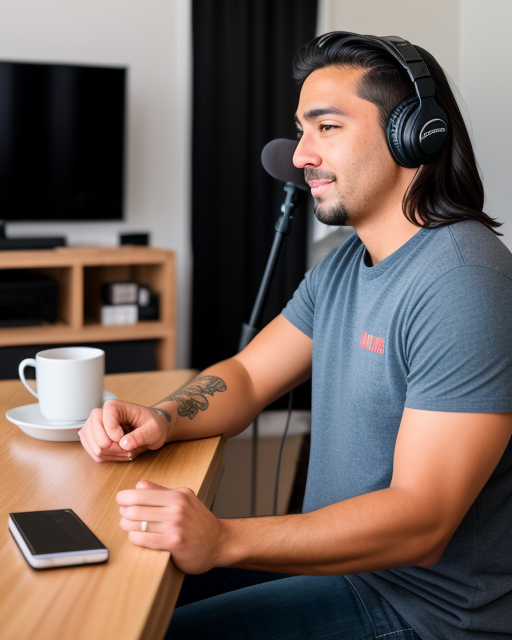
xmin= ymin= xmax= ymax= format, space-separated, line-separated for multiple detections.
xmin=386 ymin=96 xmax=420 ymax=168
xmin=408 ymin=98 xmax=449 ymax=164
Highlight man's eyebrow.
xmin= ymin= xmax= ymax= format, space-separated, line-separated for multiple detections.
xmin=294 ymin=107 xmax=349 ymax=125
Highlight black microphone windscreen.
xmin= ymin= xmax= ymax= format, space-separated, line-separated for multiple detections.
xmin=261 ymin=139 xmax=309 ymax=191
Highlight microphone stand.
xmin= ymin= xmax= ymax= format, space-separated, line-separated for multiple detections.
xmin=238 ymin=181 xmax=303 ymax=517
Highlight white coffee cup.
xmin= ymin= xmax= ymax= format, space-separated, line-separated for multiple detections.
xmin=18 ymin=347 xmax=105 ymax=422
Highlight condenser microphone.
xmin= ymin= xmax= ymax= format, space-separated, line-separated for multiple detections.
xmin=261 ymin=138 xmax=309 ymax=191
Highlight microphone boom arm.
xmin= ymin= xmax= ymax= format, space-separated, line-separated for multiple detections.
xmin=238 ymin=181 xmax=301 ymax=351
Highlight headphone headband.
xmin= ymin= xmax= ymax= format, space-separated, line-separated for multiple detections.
xmin=317 ymin=32 xmax=435 ymax=100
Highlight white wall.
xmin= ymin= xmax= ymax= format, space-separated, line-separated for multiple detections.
xmin=318 ymin=0 xmax=461 ymax=85
xmin=460 ymin=0 xmax=512 ymax=249
xmin=317 ymin=0 xmax=512 ymax=250
xmin=0 ymin=0 xmax=193 ymax=366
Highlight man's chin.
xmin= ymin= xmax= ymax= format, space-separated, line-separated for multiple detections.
xmin=314 ymin=201 xmax=349 ymax=226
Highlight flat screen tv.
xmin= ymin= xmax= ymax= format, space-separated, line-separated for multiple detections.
xmin=0 ymin=61 xmax=127 ymax=225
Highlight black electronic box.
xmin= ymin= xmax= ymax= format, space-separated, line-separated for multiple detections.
xmin=0 ymin=270 xmax=58 ymax=327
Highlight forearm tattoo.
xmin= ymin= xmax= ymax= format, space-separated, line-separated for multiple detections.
xmin=158 ymin=375 xmax=227 ymax=420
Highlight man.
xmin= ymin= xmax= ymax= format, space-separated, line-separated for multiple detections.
xmin=79 ymin=33 xmax=512 ymax=639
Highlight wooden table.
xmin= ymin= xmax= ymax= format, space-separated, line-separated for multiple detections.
xmin=0 ymin=370 xmax=225 ymax=640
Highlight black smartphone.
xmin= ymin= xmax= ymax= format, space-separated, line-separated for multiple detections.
xmin=9 ymin=509 xmax=109 ymax=569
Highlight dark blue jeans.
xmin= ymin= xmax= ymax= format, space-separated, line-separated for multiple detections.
xmin=166 ymin=568 xmax=422 ymax=639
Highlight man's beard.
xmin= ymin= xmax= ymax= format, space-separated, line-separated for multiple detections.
xmin=314 ymin=197 xmax=349 ymax=226
xmin=305 ymin=167 xmax=348 ymax=226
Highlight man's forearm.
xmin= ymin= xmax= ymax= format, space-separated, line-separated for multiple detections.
xmin=151 ymin=358 xmax=263 ymax=442
xmin=215 ymin=487 xmax=446 ymax=575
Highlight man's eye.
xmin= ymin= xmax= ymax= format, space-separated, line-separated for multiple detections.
xmin=320 ymin=124 xmax=336 ymax=133
xmin=295 ymin=129 xmax=303 ymax=140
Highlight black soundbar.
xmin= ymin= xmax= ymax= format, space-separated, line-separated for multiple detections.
xmin=0 ymin=236 xmax=66 ymax=250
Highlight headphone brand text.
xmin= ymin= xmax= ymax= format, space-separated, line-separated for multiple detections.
xmin=420 ymin=127 xmax=446 ymax=141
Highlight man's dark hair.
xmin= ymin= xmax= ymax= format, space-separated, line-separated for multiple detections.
xmin=293 ymin=35 xmax=502 ymax=235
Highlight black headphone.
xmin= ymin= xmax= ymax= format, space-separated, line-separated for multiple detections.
xmin=316 ymin=32 xmax=449 ymax=169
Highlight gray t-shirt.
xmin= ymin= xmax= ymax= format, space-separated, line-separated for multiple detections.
xmin=282 ymin=219 xmax=512 ymax=640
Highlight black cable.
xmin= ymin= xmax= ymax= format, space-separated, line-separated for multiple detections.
xmin=273 ymin=389 xmax=294 ymax=516
xmin=250 ymin=415 xmax=258 ymax=517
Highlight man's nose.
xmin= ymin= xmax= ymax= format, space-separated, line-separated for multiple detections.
xmin=293 ymin=135 xmax=322 ymax=169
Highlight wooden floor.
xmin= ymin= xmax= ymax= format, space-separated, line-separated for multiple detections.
xmin=212 ymin=434 xmax=304 ymax=518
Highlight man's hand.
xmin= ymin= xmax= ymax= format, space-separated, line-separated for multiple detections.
xmin=78 ymin=400 xmax=170 ymax=463
xmin=117 ymin=480 xmax=224 ymax=574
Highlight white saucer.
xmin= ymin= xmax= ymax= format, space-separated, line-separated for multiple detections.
xmin=5 ymin=391 xmax=118 ymax=442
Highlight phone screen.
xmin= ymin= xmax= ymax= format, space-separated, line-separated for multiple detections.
xmin=10 ymin=509 xmax=107 ymax=555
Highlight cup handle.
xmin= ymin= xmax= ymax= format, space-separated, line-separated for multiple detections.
xmin=19 ymin=358 xmax=38 ymax=399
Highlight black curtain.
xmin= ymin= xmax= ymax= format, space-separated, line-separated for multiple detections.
xmin=191 ymin=0 xmax=317 ymax=410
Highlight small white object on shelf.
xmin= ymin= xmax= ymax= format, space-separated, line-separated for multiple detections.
xmin=101 ymin=304 xmax=138 ymax=326
xmin=102 ymin=282 xmax=139 ymax=305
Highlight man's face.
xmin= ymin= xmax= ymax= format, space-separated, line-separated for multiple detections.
xmin=293 ymin=65 xmax=403 ymax=227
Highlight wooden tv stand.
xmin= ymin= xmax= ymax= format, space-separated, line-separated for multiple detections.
xmin=0 ymin=246 xmax=176 ymax=369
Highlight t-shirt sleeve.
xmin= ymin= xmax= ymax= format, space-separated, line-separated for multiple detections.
xmin=281 ymin=268 xmax=317 ymax=339
xmin=404 ymin=265 xmax=512 ymax=412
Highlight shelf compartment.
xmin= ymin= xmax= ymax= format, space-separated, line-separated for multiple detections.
xmin=83 ymin=263 xmax=171 ymax=325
